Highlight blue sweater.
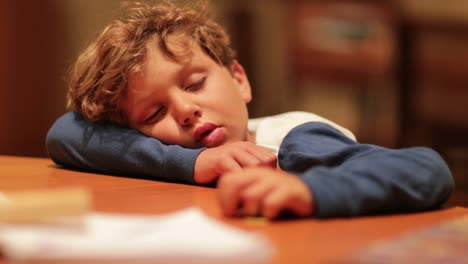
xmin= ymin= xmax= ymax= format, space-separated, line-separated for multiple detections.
xmin=46 ymin=112 xmax=454 ymax=218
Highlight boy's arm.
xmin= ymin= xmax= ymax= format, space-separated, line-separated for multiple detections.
xmin=279 ymin=122 xmax=455 ymax=218
xmin=46 ymin=112 xmax=201 ymax=183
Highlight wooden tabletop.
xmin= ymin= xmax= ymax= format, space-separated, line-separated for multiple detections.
xmin=1 ymin=155 xmax=467 ymax=263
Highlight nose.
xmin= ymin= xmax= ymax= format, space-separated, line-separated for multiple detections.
xmin=172 ymin=93 xmax=201 ymax=126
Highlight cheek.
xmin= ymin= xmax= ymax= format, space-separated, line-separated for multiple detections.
xmin=141 ymin=120 xmax=176 ymax=142
xmin=213 ymin=87 xmax=244 ymax=108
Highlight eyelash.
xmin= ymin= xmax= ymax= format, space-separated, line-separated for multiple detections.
xmin=144 ymin=106 xmax=166 ymax=124
xmin=143 ymin=76 xmax=207 ymax=124
xmin=185 ymin=76 xmax=207 ymax=92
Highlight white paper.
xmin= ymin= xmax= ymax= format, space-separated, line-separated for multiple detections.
xmin=0 ymin=207 xmax=271 ymax=261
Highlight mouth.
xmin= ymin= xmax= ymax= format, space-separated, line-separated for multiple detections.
xmin=194 ymin=123 xmax=225 ymax=147
xmin=194 ymin=123 xmax=218 ymax=142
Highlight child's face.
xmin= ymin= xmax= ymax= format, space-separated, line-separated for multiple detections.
xmin=122 ymin=37 xmax=252 ymax=149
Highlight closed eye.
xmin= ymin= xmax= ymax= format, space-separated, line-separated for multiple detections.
xmin=185 ymin=76 xmax=207 ymax=92
xmin=144 ymin=106 xmax=166 ymax=124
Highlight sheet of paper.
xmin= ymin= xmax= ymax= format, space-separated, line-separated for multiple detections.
xmin=0 ymin=207 xmax=272 ymax=262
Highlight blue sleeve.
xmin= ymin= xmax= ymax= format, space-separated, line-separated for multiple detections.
xmin=46 ymin=112 xmax=203 ymax=184
xmin=278 ymin=122 xmax=454 ymax=218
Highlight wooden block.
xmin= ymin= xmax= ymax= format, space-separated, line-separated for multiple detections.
xmin=0 ymin=187 xmax=91 ymax=223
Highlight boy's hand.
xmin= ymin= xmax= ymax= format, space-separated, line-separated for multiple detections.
xmin=217 ymin=167 xmax=315 ymax=219
xmin=194 ymin=142 xmax=277 ymax=184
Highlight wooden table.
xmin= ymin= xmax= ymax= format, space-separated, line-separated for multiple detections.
xmin=1 ymin=155 xmax=467 ymax=263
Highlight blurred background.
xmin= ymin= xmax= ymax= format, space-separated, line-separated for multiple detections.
xmin=1 ymin=0 xmax=467 ymax=204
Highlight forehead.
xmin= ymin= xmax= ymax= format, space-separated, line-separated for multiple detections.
xmin=145 ymin=35 xmax=204 ymax=68
xmin=131 ymin=35 xmax=215 ymax=81
xmin=130 ymin=36 xmax=215 ymax=85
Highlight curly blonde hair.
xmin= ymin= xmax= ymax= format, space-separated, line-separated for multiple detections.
xmin=67 ymin=1 xmax=235 ymax=124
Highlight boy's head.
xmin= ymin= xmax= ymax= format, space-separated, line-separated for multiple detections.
xmin=68 ymin=1 xmax=253 ymax=148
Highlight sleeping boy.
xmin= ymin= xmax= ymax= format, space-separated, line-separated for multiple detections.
xmin=47 ymin=1 xmax=454 ymax=219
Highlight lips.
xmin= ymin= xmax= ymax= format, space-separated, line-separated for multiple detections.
xmin=194 ymin=123 xmax=225 ymax=147
xmin=194 ymin=123 xmax=217 ymax=141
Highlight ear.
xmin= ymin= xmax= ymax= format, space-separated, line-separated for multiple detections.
xmin=230 ymin=60 xmax=252 ymax=103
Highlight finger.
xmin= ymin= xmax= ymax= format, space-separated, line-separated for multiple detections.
xmin=240 ymin=177 xmax=276 ymax=216
xmin=282 ymin=191 xmax=314 ymax=217
xmin=233 ymin=149 xmax=277 ymax=169
xmin=285 ymin=197 xmax=314 ymax=217
xmin=232 ymin=151 xmax=264 ymax=168
xmin=225 ymin=142 xmax=277 ymax=168
xmin=262 ymin=186 xmax=314 ymax=219
xmin=261 ymin=187 xmax=288 ymax=219
xmin=245 ymin=146 xmax=278 ymax=168
xmin=217 ymin=172 xmax=255 ymax=217
xmin=242 ymin=175 xmax=276 ymax=201
xmin=239 ymin=199 xmax=260 ymax=217
xmin=219 ymin=157 xmax=243 ymax=173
